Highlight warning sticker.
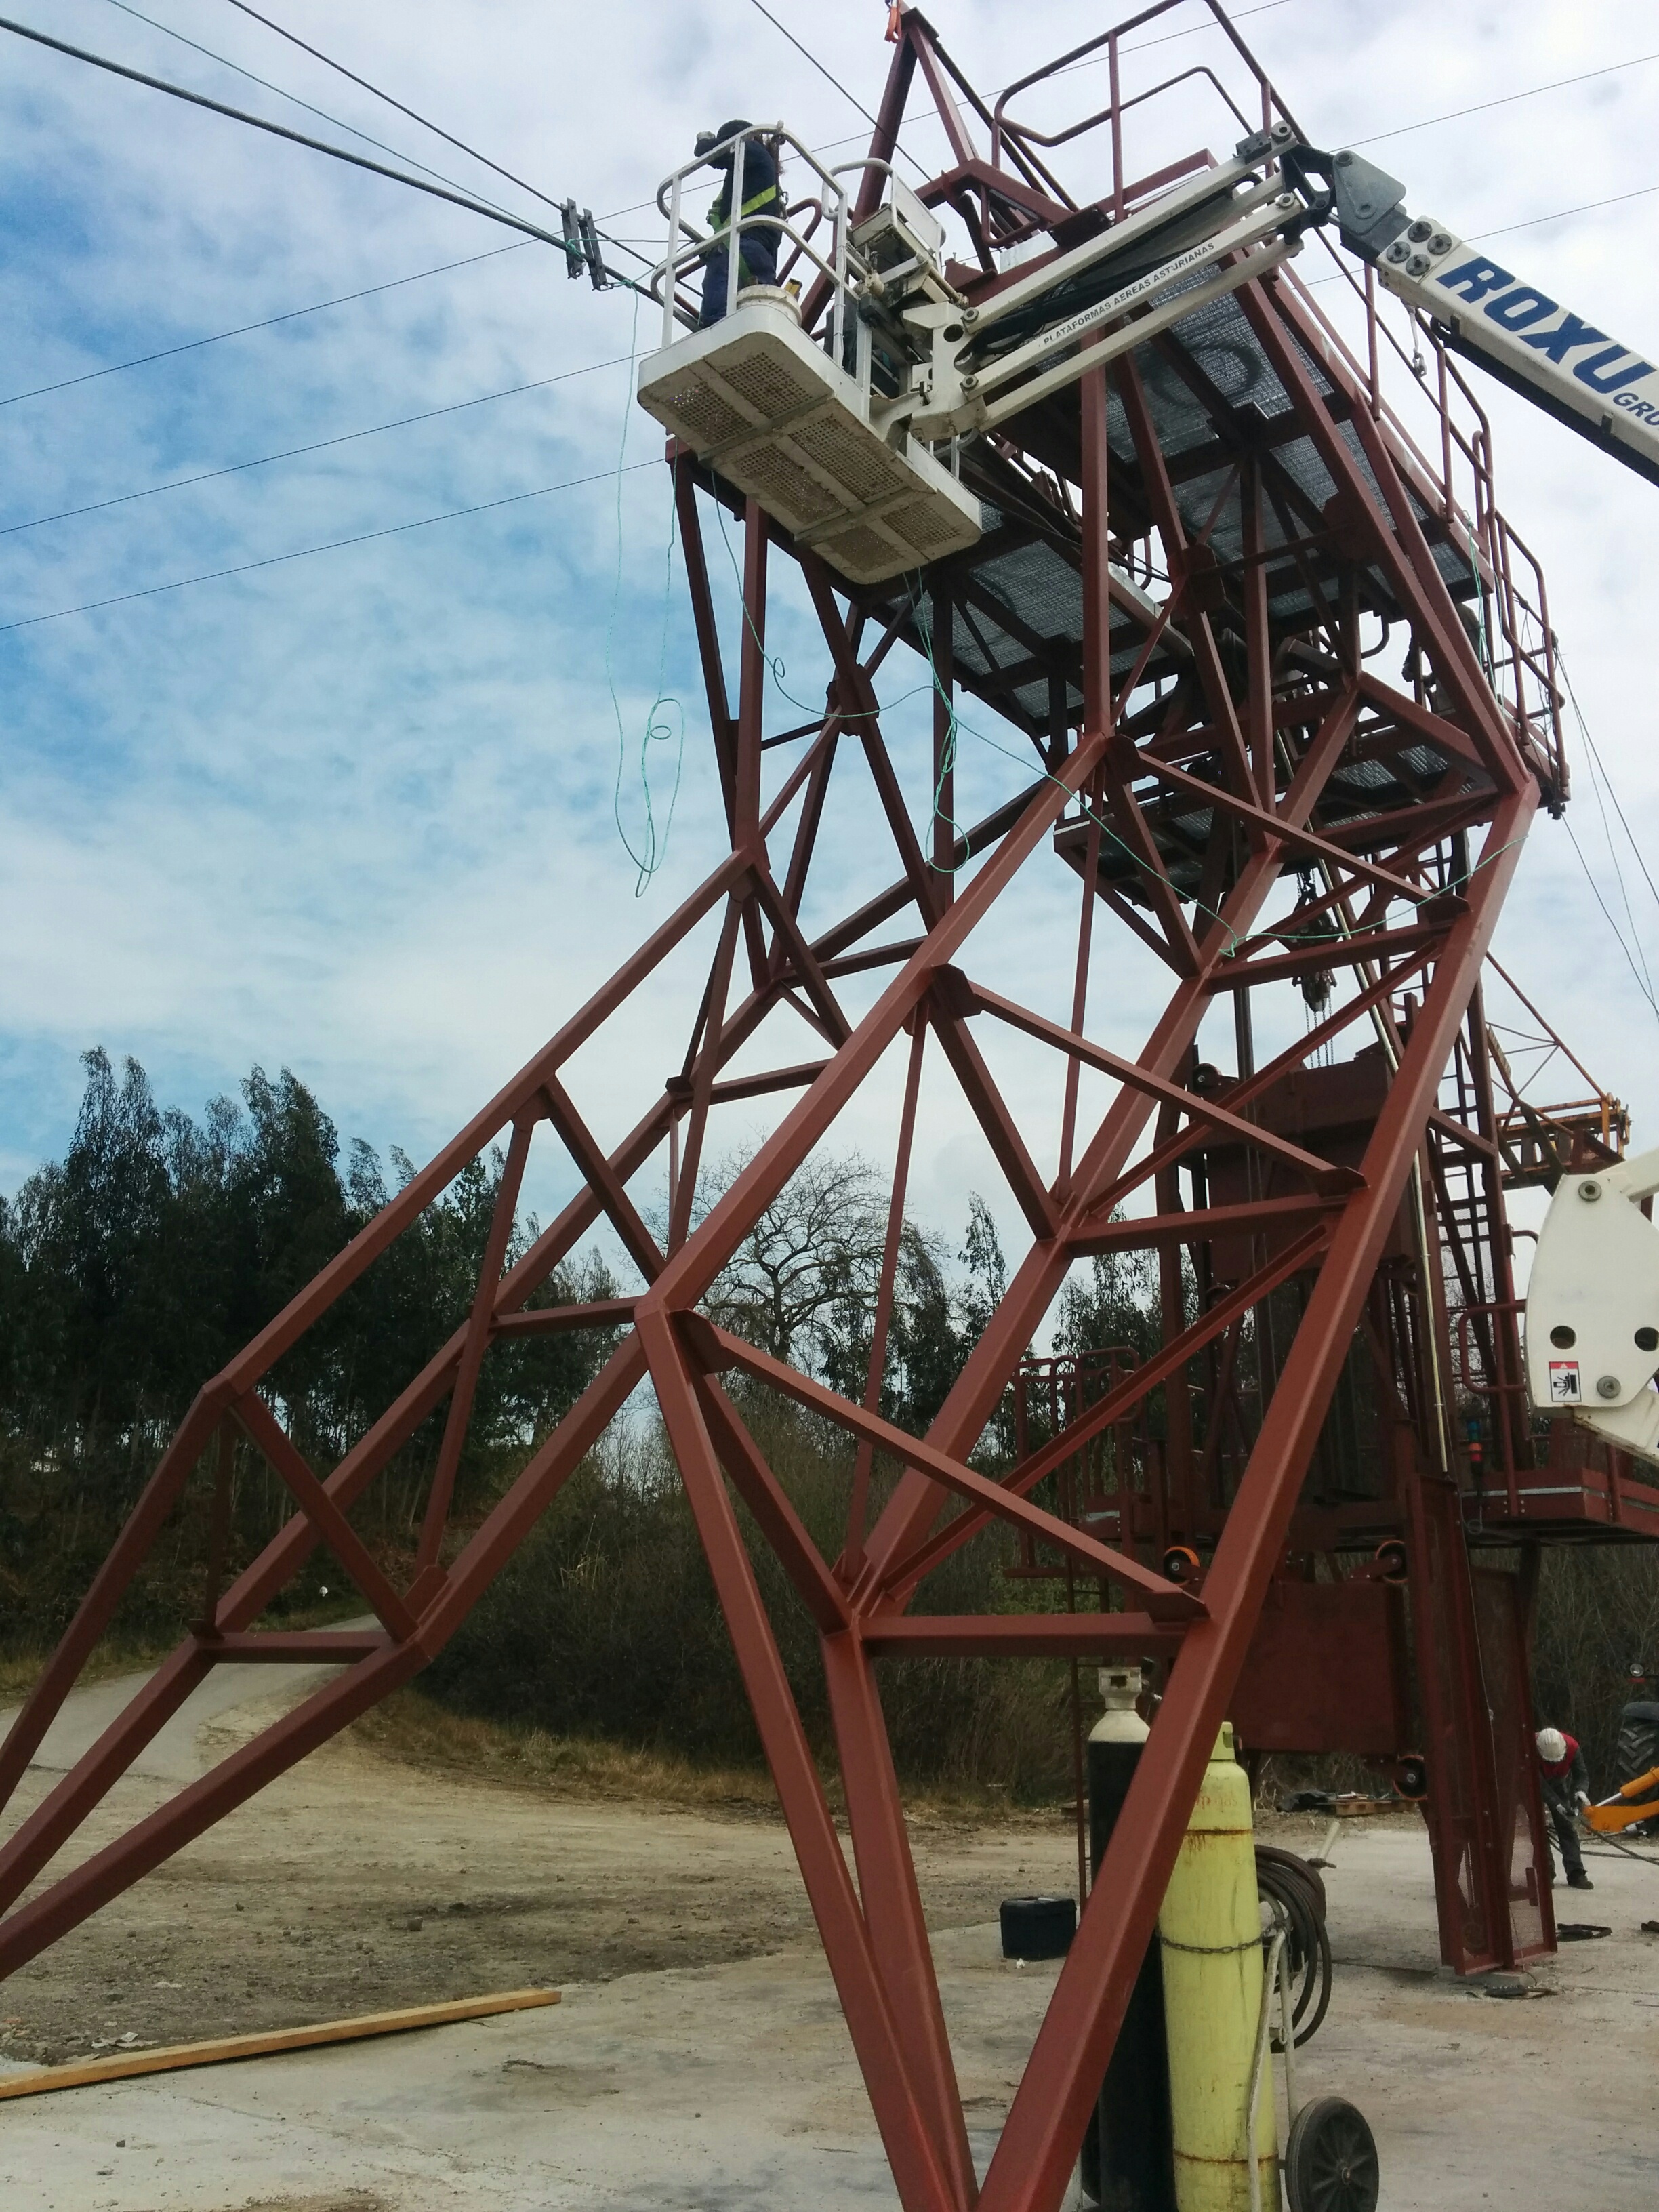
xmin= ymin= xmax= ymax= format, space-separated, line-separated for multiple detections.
xmin=1548 ymin=1359 xmax=1582 ymax=1403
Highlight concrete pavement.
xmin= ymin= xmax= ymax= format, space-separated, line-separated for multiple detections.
xmin=3 ymin=1825 xmax=1658 ymax=2210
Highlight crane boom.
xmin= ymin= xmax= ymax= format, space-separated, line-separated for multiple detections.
xmin=1338 ymin=169 xmax=1659 ymax=490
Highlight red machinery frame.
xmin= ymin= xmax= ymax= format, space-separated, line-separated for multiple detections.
xmin=1 ymin=9 xmax=1624 ymax=2209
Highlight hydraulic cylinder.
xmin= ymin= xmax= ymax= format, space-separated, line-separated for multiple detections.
xmin=1158 ymin=1722 xmax=1275 ymax=2212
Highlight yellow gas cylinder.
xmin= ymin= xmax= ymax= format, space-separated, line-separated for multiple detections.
xmin=1158 ymin=1722 xmax=1274 ymax=2212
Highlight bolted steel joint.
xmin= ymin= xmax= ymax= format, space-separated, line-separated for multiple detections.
xmin=1597 ymin=1375 xmax=1623 ymax=1400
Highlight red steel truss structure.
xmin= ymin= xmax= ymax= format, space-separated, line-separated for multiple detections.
xmin=3 ymin=8 xmax=1647 ymax=2209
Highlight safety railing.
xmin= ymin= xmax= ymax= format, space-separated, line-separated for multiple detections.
xmin=1494 ymin=1094 xmax=1627 ymax=1185
xmin=1452 ymin=1301 xmax=1531 ymax=1513
xmin=988 ymin=0 xmax=1287 ymax=222
xmin=967 ymin=0 xmax=1566 ymax=800
xmin=1009 ymin=1347 xmax=1151 ymax=1573
xmin=649 ymin=124 xmax=858 ymax=365
xmin=1488 ymin=512 xmax=1568 ymax=805
xmin=1281 ymin=242 xmax=1566 ymax=798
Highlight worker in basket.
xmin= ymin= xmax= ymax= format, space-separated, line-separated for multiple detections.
xmin=1535 ymin=1726 xmax=1594 ymax=1891
xmin=695 ymin=121 xmax=782 ymax=327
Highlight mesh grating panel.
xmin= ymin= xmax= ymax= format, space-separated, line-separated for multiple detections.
xmin=886 ymin=497 xmax=964 ymax=558
xmin=975 ymin=543 xmax=1086 ymax=639
xmin=791 ymin=416 xmax=905 ymax=504
xmin=1434 ymin=539 xmax=1475 ymax=590
xmin=1269 ymin=580 xmax=1336 ymax=621
xmin=823 ymin=523 xmax=897 ymax=574
xmin=1330 ymin=757 xmax=1399 ymax=794
xmin=958 ymin=606 xmax=1022 ymax=662
xmin=1334 ymin=417 xmax=1389 ymax=514
xmin=739 ymin=447 xmax=844 ymax=527
xmin=661 ymin=377 xmax=749 ymax=445
xmin=1271 ymin=434 xmax=1340 ymax=521
xmin=719 ymin=352 xmax=817 ymax=417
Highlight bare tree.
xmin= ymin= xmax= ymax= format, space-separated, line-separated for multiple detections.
xmin=682 ymin=1152 xmax=1014 ymax=1443
xmin=697 ymin=1151 xmax=889 ymax=1369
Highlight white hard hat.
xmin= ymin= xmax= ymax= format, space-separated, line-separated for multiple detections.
xmin=1535 ymin=1727 xmax=1567 ymax=1763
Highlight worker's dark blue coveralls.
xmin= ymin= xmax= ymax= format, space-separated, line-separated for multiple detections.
xmin=699 ymin=138 xmax=781 ymax=327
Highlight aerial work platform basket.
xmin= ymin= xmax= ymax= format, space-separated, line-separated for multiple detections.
xmin=636 ymin=126 xmax=983 ymax=584
xmin=638 ymin=297 xmax=982 ymax=582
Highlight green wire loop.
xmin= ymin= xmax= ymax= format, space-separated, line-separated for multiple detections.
xmin=608 ymin=291 xmax=687 ymax=897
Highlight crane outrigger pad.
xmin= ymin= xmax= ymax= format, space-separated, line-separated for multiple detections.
xmin=636 ymin=294 xmax=983 ymax=583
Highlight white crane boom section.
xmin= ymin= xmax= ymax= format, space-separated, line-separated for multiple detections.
xmin=1375 ymin=225 xmax=1659 ymax=489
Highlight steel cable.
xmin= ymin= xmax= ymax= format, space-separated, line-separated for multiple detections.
xmin=0 ymin=242 xmax=531 ymax=409
xmin=0 ymin=15 xmax=643 ymax=282
xmin=1 ymin=353 xmax=635 ymax=537
xmin=216 ymin=0 xmax=571 ymax=219
xmin=0 ymin=457 xmax=658 ymax=634
xmin=101 ymin=0 xmax=491 ymax=199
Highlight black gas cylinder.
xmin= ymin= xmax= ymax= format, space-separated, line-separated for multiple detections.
xmin=1080 ymin=1670 xmax=1176 ymax=2212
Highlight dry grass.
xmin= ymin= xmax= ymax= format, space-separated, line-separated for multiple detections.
xmin=0 ymin=1599 xmax=382 ymax=1711
xmin=220 ymin=2197 xmax=390 ymax=2212
xmin=348 ymin=1686 xmax=1065 ymax=1831
xmin=348 ymin=1687 xmax=785 ymax=1813
xmin=0 ymin=1638 xmax=173 ymax=1707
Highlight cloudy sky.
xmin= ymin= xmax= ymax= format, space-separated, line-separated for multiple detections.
xmin=3 ymin=0 xmax=1656 ymax=1288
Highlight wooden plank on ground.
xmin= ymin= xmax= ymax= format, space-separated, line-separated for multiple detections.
xmin=0 ymin=1986 xmax=559 ymax=2100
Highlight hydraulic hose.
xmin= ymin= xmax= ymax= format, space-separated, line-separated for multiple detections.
xmin=1256 ymin=1844 xmax=1333 ymax=2048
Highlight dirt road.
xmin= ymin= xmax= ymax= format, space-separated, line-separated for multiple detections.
xmin=0 ymin=1664 xmax=1075 ymax=2068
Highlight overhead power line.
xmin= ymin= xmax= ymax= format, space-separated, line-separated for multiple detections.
xmin=98 ymin=0 xmax=485 ymax=199
xmin=1 ymin=352 xmax=634 ymax=536
xmin=1561 ymin=658 xmax=1659 ymax=923
xmin=1058 ymin=0 xmax=1297 ymax=75
xmin=1304 ymin=178 xmax=1659 ymax=285
xmin=1562 ymin=815 xmax=1659 ymax=1025
xmin=0 ymin=241 xmax=530 ymax=409
xmin=0 ymin=16 xmax=630 ymax=273
xmin=217 ymin=0 xmax=569 ymax=218
xmin=1353 ymin=47 xmax=1659 ymax=148
xmin=7 ymin=14 xmax=1655 ymax=413
xmin=559 ymin=37 xmax=1659 ymax=226
xmin=1473 ymin=180 xmax=1659 ymax=241
xmin=0 ymin=459 xmax=659 ymax=635
xmin=1547 ymin=651 xmax=1659 ymax=1030
xmin=744 ymin=0 xmax=925 ymax=179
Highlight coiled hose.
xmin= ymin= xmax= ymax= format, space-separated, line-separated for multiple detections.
xmin=1256 ymin=1844 xmax=1332 ymax=2048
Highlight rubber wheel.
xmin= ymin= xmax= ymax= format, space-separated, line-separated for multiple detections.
xmin=1283 ymin=2096 xmax=1380 ymax=2212
xmin=1614 ymin=1701 xmax=1659 ymax=1788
